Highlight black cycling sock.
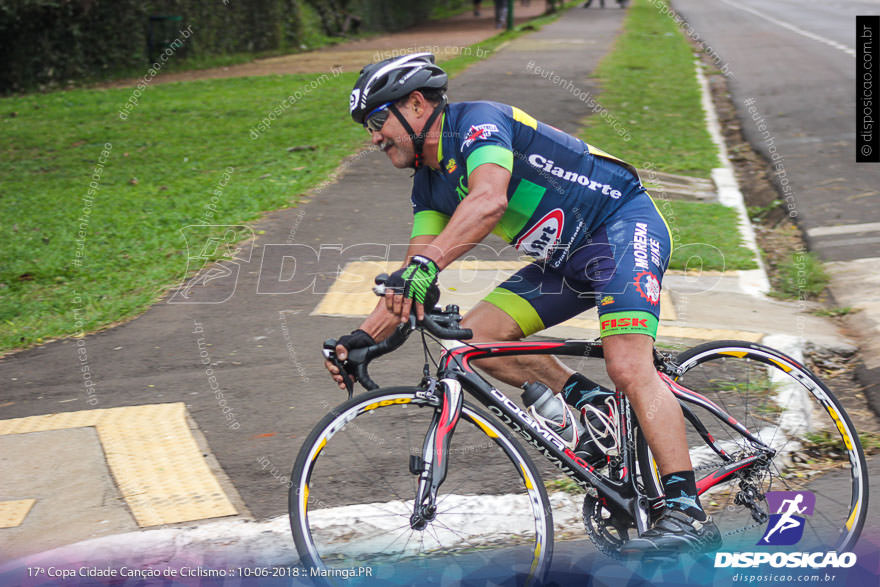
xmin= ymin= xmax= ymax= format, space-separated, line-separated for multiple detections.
xmin=562 ymin=373 xmax=614 ymax=410
xmin=661 ymin=470 xmax=707 ymax=521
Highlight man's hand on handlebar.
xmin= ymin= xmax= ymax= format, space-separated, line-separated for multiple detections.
xmin=323 ymin=329 xmax=374 ymax=391
xmin=321 ymin=273 xmax=470 ymax=394
xmin=384 ymin=255 xmax=440 ymax=323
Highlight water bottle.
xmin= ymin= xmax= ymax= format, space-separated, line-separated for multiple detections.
xmin=521 ymin=381 xmax=584 ymax=449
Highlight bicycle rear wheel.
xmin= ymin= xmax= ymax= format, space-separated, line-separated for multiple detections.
xmin=289 ymin=386 xmax=554 ymax=585
xmin=639 ymin=340 xmax=868 ymax=552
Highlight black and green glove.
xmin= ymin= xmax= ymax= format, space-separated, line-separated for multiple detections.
xmin=388 ymin=255 xmax=440 ymax=305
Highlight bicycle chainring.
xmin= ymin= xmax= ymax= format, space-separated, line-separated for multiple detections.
xmin=582 ymin=491 xmax=631 ymax=559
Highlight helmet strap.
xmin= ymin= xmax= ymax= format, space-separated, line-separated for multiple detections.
xmin=389 ymin=96 xmax=447 ymax=169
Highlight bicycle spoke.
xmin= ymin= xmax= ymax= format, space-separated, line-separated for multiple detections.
xmin=394 ymin=529 xmax=418 ymax=563
xmin=339 ymin=427 xmax=412 ymax=505
xmin=431 ymin=517 xmax=494 ymax=553
xmin=293 ymin=391 xmax=551 ymax=579
xmin=667 ymin=343 xmax=867 ymax=553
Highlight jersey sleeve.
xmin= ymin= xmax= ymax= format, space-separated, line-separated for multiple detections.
xmin=410 ymin=170 xmax=450 ymax=238
xmin=455 ymin=104 xmax=515 ymax=177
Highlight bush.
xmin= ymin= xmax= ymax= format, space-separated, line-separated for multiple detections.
xmin=0 ymin=0 xmax=447 ymax=93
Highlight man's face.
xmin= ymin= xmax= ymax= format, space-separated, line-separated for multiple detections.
xmin=368 ymin=98 xmax=418 ymax=168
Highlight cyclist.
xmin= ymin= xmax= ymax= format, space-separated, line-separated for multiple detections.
xmin=324 ymin=53 xmax=721 ymax=556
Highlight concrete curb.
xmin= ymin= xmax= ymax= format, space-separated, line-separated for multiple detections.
xmin=0 ymin=493 xmax=586 ymax=574
xmin=694 ymin=61 xmax=771 ymax=297
xmin=823 ymin=257 xmax=880 ymax=419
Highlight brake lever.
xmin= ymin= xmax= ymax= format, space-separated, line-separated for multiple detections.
xmin=322 ymin=338 xmax=355 ymax=398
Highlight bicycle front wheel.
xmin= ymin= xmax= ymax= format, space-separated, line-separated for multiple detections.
xmin=289 ymin=386 xmax=554 ymax=584
xmin=640 ymin=340 xmax=868 ymax=553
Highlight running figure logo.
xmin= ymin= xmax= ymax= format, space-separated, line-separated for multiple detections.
xmin=759 ymin=491 xmax=815 ymax=546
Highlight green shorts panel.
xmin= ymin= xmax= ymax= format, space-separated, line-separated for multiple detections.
xmin=483 ymin=287 xmax=546 ymax=337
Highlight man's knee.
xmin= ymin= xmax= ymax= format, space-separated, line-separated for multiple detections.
xmin=605 ymin=356 xmax=642 ymax=391
xmin=603 ymin=334 xmax=656 ymax=392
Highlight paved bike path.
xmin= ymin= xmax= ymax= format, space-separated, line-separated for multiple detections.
xmin=0 ymin=2 xmax=866 ymax=575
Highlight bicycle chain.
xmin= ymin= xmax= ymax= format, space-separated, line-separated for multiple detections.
xmin=582 ymin=492 xmax=627 ymax=559
xmin=696 ymin=457 xmax=773 ymax=538
xmin=647 ymin=457 xmax=772 ymax=538
xmin=722 ymin=520 xmax=766 ymax=537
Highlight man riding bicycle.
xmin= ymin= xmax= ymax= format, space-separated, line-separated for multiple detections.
xmin=324 ymin=52 xmax=721 ymax=556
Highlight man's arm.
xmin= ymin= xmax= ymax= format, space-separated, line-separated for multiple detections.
xmin=387 ymin=163 xmax=511 ymax=323
xmin=419 ymin=163 xmax=511 ymax=269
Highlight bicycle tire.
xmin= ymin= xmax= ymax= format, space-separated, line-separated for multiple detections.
xmin=289 ymin=386 xmax=554 ymax=584
xmin=636 ymin=340 xmax=868 ymax=553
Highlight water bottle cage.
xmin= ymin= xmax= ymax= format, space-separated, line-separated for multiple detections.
xmin=580 ymin=396 xmax=621 ymax=457
xmin=526 ymin=403 xmax=580 ymax=452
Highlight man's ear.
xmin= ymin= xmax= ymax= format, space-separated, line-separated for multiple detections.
xmin=408 ymin=91 xmax=426 ymax=117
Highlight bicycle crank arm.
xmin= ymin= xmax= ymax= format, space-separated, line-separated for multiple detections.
xmin=411 ymin=379 xmax=464 ymax=527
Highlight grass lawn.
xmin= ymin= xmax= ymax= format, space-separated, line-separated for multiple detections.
xmin=0 ymin=7 xmax=577 ymax=353
xmin=579 ymin=0 xmax=755 ymax=270
xmin=664 ymin=201 xmax=757 ymax=271
xmin=0 ymin=73 xmax=365 ymax=351
xmin=580 ymin=0 xmax=718 ymax=178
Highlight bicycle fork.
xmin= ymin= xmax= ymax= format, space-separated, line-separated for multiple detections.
xmin=408 ymin=378 xmax=464 ymax=530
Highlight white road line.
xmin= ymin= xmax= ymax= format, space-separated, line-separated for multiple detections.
xmin=719 ymin=0 xmax=855 ymax=57
xmin=807 ymin=222 xmax=880 ymax=237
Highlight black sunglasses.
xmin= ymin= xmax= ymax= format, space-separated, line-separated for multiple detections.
xmin=364 ymin=101 xmax=393 ymax=132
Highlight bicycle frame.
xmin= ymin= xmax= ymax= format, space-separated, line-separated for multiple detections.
xmin=420 ymin=338 xmax=777 ymax=536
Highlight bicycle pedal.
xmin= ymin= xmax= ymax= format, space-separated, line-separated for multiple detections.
xmin=409 ymin=455 xmax=426 ymax=475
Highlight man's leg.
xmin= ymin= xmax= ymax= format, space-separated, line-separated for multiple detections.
xmin=605 ymin=332 xmax=722 ymax=554
xmin=460 ymin=301 xmax=573 ymax=392
xmin=602 ymin=333 xmax=691 ymax=475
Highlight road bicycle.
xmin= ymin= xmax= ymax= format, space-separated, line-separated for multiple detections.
xmin=289 ymin=280 xmax=868 ymax=584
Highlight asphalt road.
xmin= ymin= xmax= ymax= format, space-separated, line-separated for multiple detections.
xmin=672 ymin=0 xmax=880 ymax=261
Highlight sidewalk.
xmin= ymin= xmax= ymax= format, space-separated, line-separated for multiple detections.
xmin=97 ymin=3 xmax=550 ymax=89
xmin=0 ymin=2 xmax=866 ymax=578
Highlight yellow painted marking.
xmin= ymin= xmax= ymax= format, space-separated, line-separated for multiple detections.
xmin=312 ymin=438 xmax=327 ymax=461
xmin=520 ymin=464 xmax=535 ymax=490
xmin=511 ymin=107 xmax=538 ymax=130
xmin=316 ymin=262 xmax=765 ymax=342
xmin=471 ymin=416 xmax=500 ymax=439
xmin=362 ymin=398 xmax=411 ymax=412
xmin=0 ymin=404 xmax=236 ymax=527
xmin=767 ymin=358 xmax=793 ymax=372
xmin=828 ymin=407 xmax=854 ymax=450
xmin=547 ymin=317 xmax=764 ymax=343
xmin=313 ymin=261 xmax=676 ymax=320
xmin=311 ymin=260 xmax=740 ymax=321
xmin=312 ymin=261 xmax=397 ymax=316
xmin=530 ymin=542 xmax=542 ymax=576
xmin=303 ymin=484 xmax=310 ymax=513
xmin=720 ymin=351 xmax=749 ymax=358
xmin=0 ymin=499 xmax=36 ymax=528
xmin=845 ymin=501 xmax=858 ymax=530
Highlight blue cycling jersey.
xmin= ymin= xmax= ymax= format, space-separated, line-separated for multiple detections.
xmin=410 ymin=101 xmax=648 ymax=268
